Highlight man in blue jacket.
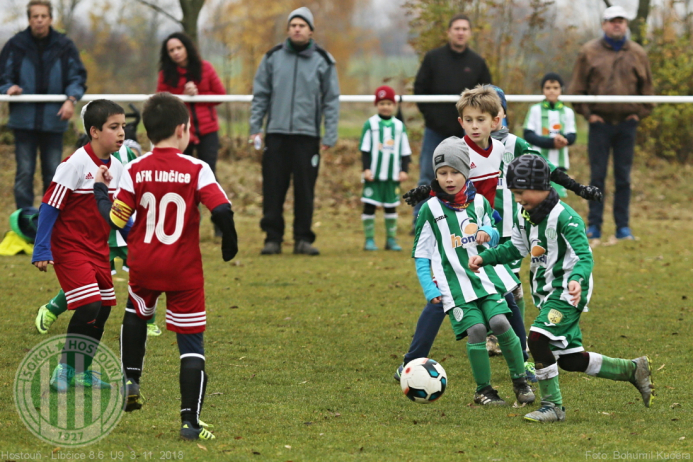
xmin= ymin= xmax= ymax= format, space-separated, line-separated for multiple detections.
xmin=0 ymin=0 xmax=87 ymax=209
xmin=250 ymin=6 xmax=340 ymax=256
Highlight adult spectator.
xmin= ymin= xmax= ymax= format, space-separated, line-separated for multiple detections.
xmin=0 ymin=0 xmax=86 ymax=209
xmin=412 ymin=13 xmax=492 ymax=219
xmin=157 ymin=32 xmax=225 ymax=176
xmin=569 ymin=5 xmax=653 ymax=241
xmin=250 ymin=7 xmax=340 ymax=256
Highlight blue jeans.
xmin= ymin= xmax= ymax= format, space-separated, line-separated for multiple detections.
xmin=14 ymin=129 xmax=64 ymax=209
xmin=413 ymin=127 xmax=447 ymax=221
xmin=587 ymin=120 xmax=638 ymax=230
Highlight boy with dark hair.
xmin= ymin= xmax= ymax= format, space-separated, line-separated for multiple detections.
xmin=94 ymin=92 xmax=238 ymax=440
xmin=469 ymin=154 xmax=653 ymax=422
xmin=413 ymin=136 xmax=534 ymax=406
xmin=32 ymin=99 xmax=127 ymax=392
xmin=359 ymin=85 xmax=411 ymax=251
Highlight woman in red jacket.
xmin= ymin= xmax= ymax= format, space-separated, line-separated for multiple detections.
xmin=157 ymin=32 xmax=225 ymax=175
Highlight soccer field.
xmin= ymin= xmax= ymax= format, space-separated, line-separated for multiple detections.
xmin=1 ymin=144 xmax=692 ymax=460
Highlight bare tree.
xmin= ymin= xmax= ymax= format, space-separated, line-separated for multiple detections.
xmin=134 ymin=0 xmax=205 ymax=44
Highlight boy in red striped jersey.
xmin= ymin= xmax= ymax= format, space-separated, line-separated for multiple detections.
xmin=93 ymin=92 xmax=238 ymax=441
xmin=32 ymin=99 xmax=128 ymax=392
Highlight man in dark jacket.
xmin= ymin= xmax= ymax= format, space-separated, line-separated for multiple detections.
xmin=0 ymin=0 xmax=87 ymax=210
xmin=412 ymin=14 xmax=492 ymax=219
xmin=250 ymin=6 xmax=340 ymax=256
xmin=569 ymin=5 xmax=653 ymax=242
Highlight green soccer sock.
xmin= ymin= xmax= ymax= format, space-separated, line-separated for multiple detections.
xmin=496 ymin=328 xmax=526 ymax=379
xmin=467 ymin=341 xmax=492 ymax=391
xmin=362 ymin=216 xmax=375 ymax=239
xmin=47 ymin=290 xmax=68 ymax=316
xmin=384 ymin=216 xmax=398 ymax=239
xmin=538 ymin=374 xmax=563 ymax=406
xmin=147 ymin=312 xmax=156 ymax=325
xmin=590 ymin=353 xmax=637 ymax=382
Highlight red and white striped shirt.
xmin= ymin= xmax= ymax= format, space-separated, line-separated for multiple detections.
xmin=466 ymin=135 xmax=504 ymax=205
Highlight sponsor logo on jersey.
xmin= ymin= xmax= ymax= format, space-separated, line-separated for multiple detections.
xmin=546 ymin=227 xmax=558 ymax=240
xmin=453 ymin=307 xmax=463 ymax=322
xmin=451 ymin=233 xmax=476 ymax=249
xmin=531 ymin=245 xmax=547 ymax=266
xmin=548 ymin=309 xmax=563 ymax=324
xmin=85 ymin=172 xmax=94 ymax=180
xmin=435 ymin=215 xmax=445 ymax=222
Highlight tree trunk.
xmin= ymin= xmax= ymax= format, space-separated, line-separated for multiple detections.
xmin=630 ymin=0 xmax=651 ymax=44
xmin=180 ymin=0 xmax=206 ymax=45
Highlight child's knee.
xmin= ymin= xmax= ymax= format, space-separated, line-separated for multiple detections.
xmin=466 ymin=323 xmax=487 ymax=343
xmin=488 ymin=314 xmax=510 ymax=335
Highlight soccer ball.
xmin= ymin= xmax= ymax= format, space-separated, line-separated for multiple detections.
xmin=399 ymin=358 xmax=447 ymax=403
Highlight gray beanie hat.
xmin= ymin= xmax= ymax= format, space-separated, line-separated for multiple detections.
xmin=288 ymin=7 xmax=314 ymax=31
xmin=432 ymin=137 xmax=471 ymax=180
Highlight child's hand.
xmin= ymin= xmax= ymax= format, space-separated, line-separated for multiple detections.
xmin=476 ymin=231 xmax=490 ymax=244
xmin=95 ymin=165 xmax=112 ymax=186
xmin=568 ymin=280 xmax=581 ymax=306
xmin=468 ymin=255 xmax=484 ymax=273
xmin=553 ymin=135 xmax=568 ymax=149
xmin=33 ymin=260 xmax=53 ymax=272
xmin=364 ymin=169 xmax=374 ymax=181
xmin=399 ymin=171 xmax=409 ymax=182
xmin=431 ymin=296 xmax=441 ymax=304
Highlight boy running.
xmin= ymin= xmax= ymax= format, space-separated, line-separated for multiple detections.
xmin=469 ymin=154 xmax=653 ymax=422
xmin=32 ymin=99 xmax=127 ymax=391
xmin=94 ymin=92 xmax=238 ymax=440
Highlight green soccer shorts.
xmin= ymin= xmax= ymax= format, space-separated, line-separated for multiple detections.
xmin=448 ymin=292 xmax=511 ymax=341
xmin=361 ymin=180 xmax=401 ymax=208
xmin=529 ymin=300 xmax=584 ymax=356
xmin=109 ymin=246 xmax=129 ymax=274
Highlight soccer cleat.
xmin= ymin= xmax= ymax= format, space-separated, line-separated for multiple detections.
xmin=260 ymin=241 xmax=281 ymax=255
xmin=630 ymin=356 xmax=654 ymax=407
xmin=74 ymin=371 xmax=112 ymax=389
xmin=50 ymin=363 xmax=75 ymax=393
xmin=616 ymin=227 xmax=635 ymax=240
xmin=473 ymin=385 xmax=506 ymax=406
xmin=35 ymin=305 xmax=57 ymax=334
xmin=525 ymin=361 xmax=538 ymax=383
xmin=586 ymin=225 xmax=601 ymax=240
xmin=364 ymin=238 xmax=378 ymax=251
xmin=393 ymin=363 xmax=404 ymax=382
xmin=180 ymin=421 xmax=216 ymax=441
xmin=512 ymin=377 xmax=536 ymax=404
xmin=385 ymin=237 xmax=402 ymax=251
xmin=124 ymin=379 xmax=144 ymax=412
xmin=524 ymin=401 xmax=566 ymax=423
xmin=486 ymin=335 xmax=502 ymax=357
xmin=147 ymin=323 xmax=162 ymax=337
xmin=294 ymin=241 xmax=320 ymax=256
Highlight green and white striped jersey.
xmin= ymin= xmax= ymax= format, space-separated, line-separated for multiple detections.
xmin=495 ymin=134 xmax=532 ymax=238
xmin=109 ymin=145 xmax=137 ymax=248
xmin=412 ymin=195 xmax=520 ymax=312
xmin=480 ymin=200 xmax=594 ymax=312
xmin=524 ymin=101 xmax=576 ymax=169
xmin=359 ymin=115 xmax=412 ymax=181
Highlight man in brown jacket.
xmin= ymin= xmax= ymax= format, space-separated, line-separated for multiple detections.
xmin=569 ymin=5 xmax=654 ymax=242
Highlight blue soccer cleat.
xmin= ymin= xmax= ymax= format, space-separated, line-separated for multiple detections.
xmin=50 ymin=363 xmax=75 ymax=393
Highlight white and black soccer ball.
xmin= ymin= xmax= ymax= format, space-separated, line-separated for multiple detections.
xmin=399 ymin=358 xmax=447 ymax=404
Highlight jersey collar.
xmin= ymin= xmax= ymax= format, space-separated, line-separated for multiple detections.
xmin=84 ymin=142 xmax=111 ymax=167
xmin=152 ymin=147 xmax=183 ymax=156
xmin=464 ymin=135 xmax=493 ymax=158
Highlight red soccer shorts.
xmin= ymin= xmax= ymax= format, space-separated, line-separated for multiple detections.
xmin=127 ymin=283 xmax=206 ymax=334
xmin=54 ymin=259 xmax=116 ymax=310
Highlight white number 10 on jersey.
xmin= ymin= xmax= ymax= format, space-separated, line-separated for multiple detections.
xmin=140 ymin=192 xmax=187 ymax=244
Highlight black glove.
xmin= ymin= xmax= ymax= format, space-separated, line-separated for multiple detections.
xmin=576 ymin=184 xmax=603 ymax=203
xmin=211 ymin=204 xmax=238 ymax=261
xmin=403 ymin=185 xmax=431 ymax=206
xmin=550 ymin=169 xmax=603 ymax=202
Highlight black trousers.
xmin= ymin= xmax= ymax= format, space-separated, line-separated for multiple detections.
xmin=261 ymin=134 xmax=320 ymax=244
xmin=185 ymin=131 xmax=219 ymax=175
xmin=587 ymin=119 xmax=638 ymax=230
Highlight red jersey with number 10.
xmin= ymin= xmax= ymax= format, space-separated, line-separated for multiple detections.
xmin=114 ymin=147 xmax=229 ymax=291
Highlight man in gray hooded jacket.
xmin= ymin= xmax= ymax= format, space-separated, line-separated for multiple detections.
xmin=250 ymin=6 xmax=340 ymax=256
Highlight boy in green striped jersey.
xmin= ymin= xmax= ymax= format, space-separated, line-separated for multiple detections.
xmin=35 ymin=140 xmax=163 ymax=337
xmin=359 ymin=86 xmax=411 ymax=251
xmin=469 ymin=154 xmax=653 ymax=422
xmin=413 ymin=136 xmax=535 ymax=406
xmin=523 ymin=73 xmax=577 ymax=197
